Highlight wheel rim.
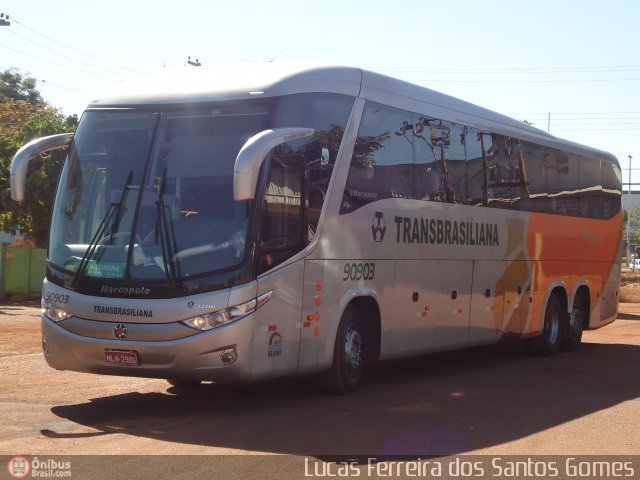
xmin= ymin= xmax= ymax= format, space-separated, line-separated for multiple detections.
xmin=546 ymin=306 xmax=560 ymax=344
xmin=344 ymin=323 xmax=363 ymax=376
xmin=569 ymin=307 xmax=583 ymax=339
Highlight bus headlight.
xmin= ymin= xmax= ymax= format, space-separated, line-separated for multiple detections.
xmin=181 ymin=291 xmax=272 ymax=332
xmin=41 ymin=298 xmax=72 ymax=322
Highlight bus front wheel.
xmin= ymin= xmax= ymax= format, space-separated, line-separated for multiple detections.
xmin=324 ymin=306 xmax=366 ymax=394
xmin=527 ymin=294 xmax=563 ymax=356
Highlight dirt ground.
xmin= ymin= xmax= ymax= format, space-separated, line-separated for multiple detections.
xmin=1 ymin=299 xmax=639 ymax=465
xmin=0 ymin=302 xmax=41 ymax=359
xmin=620 ymin=272 xmax=640 ymax=302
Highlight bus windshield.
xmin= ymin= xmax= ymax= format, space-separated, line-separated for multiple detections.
xmin=48 ymin=93 xmax=355 ymax=294
xmin=50 ymin=103 xmax=271 ymax=289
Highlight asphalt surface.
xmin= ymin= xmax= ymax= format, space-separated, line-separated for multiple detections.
xmin=0 ymin=302 xmax=638 ymax=478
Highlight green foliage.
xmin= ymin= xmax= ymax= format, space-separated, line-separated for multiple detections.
xmin=0 ymin=68 xmax=77 ymax=248
xmin=625 ymin=207 xmax=640 ymax=245
xmin=0 ymin=68 xmax=43 ymax=105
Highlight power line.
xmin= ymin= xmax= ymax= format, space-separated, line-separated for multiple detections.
xmin=0 ymin=42 xmax=124 ymax=82
xmin=4 ymin=28 xmax=128 ymax=79
xmin=39 ymin=78 xmax=92 ymax=95
xmin=9 ymin=16 xmax=146 ymax=75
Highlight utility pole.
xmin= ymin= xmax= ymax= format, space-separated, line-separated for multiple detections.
xmin=547 ymin=112 xmax=550 ymax=133
xmin=628 ymin=154 xmax=633 ymax=268
xmin=187 ymin=56 xmax=201 ymax=67
xmin=0 ymin=13 xmax=10 ymax=26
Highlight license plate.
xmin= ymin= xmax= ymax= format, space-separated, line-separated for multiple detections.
xmin=104 ymin=350 xmax=139 ymax=366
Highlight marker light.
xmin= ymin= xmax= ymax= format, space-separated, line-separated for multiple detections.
xmin=181 ymin=291 xmax=272 ymax=332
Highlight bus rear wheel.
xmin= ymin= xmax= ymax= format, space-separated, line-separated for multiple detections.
xmin=324 ymin=306 xmax=366 ymax=394
xmin=562 ymin=297 xmax=586 ymax=351
xmin=527 ymin=294 xmax=563 ymax=356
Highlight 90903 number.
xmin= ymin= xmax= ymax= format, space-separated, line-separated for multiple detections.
xmin=342 ymin=263 xmax=375 ymax=281
xmin=44 ymin=292 xmax=69 ymax=304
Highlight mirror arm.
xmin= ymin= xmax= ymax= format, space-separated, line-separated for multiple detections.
xmin=233 ymin=127 xmax=314 ymax=201
xmin=10 ymin=133 xmax=74 ymax=201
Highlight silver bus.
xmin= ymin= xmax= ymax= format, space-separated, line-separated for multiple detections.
xmin=11 ymin=65 xmax=622 ymax=392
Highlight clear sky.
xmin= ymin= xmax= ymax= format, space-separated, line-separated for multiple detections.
xmin=1 ymin=0 xmax=639 ymax=187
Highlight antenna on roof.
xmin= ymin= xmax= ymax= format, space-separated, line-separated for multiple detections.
xmin=187 ymin=56 xmax=201 ymax=67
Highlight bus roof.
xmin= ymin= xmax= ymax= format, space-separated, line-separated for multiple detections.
xmin=88 ymin=63 xmax=617 ymax=164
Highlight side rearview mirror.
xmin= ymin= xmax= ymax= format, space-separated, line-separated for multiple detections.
xmin=233 ymin=127 xmax=314 ymax=201
xmin=10 ymin=133 xmax=74 ymax=202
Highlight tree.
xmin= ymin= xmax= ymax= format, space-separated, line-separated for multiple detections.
xmin=0 ymin=68 xmax=78 ymax=248
xmin=0 ymin=68 xmax=43 ymax=104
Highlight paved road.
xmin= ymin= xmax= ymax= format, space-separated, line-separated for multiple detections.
xmin=0 ymin=303 xmax=638 ymax=477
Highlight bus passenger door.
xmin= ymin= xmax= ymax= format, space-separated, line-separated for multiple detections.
xmin=469 ymin=260 xmax=505 ymax=345
xmin=253 ymin=262 xmax=304 ymax=380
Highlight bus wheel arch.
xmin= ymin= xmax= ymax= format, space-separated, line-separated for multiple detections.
xmin=324 ymin=296 xmax=381 ymax=393
xmin=563 ymin=285 xmax=590 ymax=351
xmin=527 ymin=287 xmax=566 ymax=356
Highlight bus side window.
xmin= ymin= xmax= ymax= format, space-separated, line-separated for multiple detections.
xmin=465 ymin=128 xmax=486 ymax=206
xmin=414 ymin=115 xmax=446 ymax=202
xmin=257 ymin=155 xmax=305 ymax=274
xmin=601 ymin=160 xmax=622 ymax=219
xmin=341 ymin=102 xmax=414 ymax=212
xmin=578 ymin=155 xmax=602 ymax=219
xmin=547 ymin=149 xmax=580 ymax=216
xmin=441 ymin=121 xmax=468 ymax=204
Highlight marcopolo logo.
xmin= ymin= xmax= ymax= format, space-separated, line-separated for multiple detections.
xmin=100 ymin=285 xmax=151 ymax=296
xmin=371 ymin=211 xmax=386 ymax=242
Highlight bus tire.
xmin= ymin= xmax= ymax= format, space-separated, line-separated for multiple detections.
xmin=324 ymin=306 xmax=365 ymax=394
xmin=562 ymin=297 xmax=586 ymax=351
xmin=527 ymin=294 xmax=563 ymax=356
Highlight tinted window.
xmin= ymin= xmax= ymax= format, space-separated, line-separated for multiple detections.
xmin=257 ymin=155 xmax=304 ymax=273
xmin=578 ymin=156 xmax=602 ymax=218
xmin=465 ymin=128 xmax=487 ymax=206
xmin=442 ymin=121 xmax=468 ymax=203
xmin=342 ymin=102 xmax=413 ymax=212
xmin=601 ymin=160 xmax=622 ymax=218
xmin=518 ymin=141 xmax=549 ymax=213
xmin=340 ymin=100 xmax=620 ymax=220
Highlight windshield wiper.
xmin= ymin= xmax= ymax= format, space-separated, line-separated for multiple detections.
xmin=71 ymin=170 xmax=133 ymax=288
xmin=154 ymin=167 xmax=182 ymax=289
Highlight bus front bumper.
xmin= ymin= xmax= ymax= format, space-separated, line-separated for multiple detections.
xmin=40 ymin=315 xmax=254 ymax=383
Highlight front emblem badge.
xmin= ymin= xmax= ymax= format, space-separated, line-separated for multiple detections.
xmin=114 ymin=323 xmax=128 ymax=339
